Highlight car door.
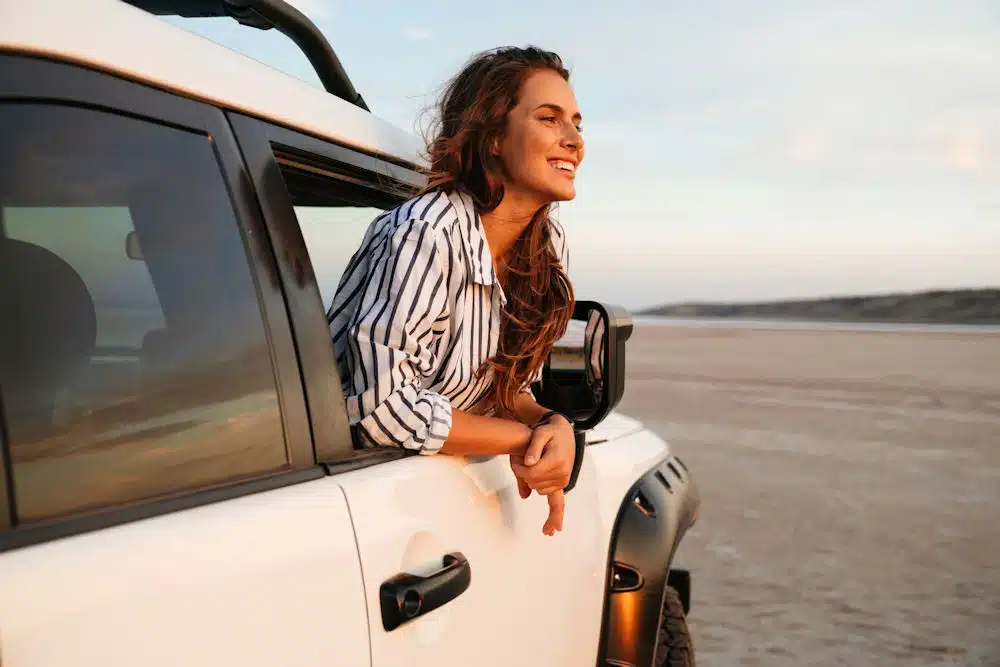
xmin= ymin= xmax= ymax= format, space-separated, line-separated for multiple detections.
xmin=336 ymin=452 xmax=608 ymax=666
xmin=0 ymin=56 xmax=370 ymax=667
xmin=233 ymin=114 xmax=611 ymax=666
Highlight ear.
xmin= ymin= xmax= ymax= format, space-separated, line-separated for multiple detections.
xmin=490 ymin=136 xmax=501 ymax=157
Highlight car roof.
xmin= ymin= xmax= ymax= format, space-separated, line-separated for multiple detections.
xmin=0 ymin=0 xmax=425 ymax=168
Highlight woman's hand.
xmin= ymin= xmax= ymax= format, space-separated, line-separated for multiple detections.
xmin=509 ymin=415 xmax=575 ymax=536
xmin=509 ymin=457 xmax=567 ymax=536
xmin=510 ymin=415 xmax=576 ymax=495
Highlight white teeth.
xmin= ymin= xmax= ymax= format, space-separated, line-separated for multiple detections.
xmin=550 ymin=160 xmax=575 ymax=173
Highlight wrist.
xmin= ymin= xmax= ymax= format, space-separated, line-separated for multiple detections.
xmin=550 ymin=414 xmax=572 ymax=429
xmin=535 ymin=410 xmax=573 ymax=429
xmin=515 ymin=422 xmax=533 ymax=456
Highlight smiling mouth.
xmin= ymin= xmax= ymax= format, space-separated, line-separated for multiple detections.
xmin=549 ymin=159 xmax=576 ymax=175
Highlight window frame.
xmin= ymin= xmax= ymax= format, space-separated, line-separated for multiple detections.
xmin=226 ymin=113 xmax=426 ymax=467
xmin=0 ymin=53 xmax=320 ymax=550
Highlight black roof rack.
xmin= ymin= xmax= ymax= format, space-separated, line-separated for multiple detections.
xmin=123 ymin=0 xmax=368 ymax=110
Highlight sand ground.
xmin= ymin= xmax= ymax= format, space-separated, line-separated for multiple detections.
xmin=617 ymin=324 xmax=1000 ymax=667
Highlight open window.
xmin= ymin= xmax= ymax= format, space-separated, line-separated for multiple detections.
xmin=273 ymin=147 xmax=404 ymax=307
xmin=226 ymin=112 xmax=426 ymax=466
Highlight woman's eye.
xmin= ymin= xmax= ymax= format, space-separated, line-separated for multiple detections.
xmin=540 ymin=116 xmax=557 ymax=123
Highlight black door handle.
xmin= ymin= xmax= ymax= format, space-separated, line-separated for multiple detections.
xmin=379 ymin=552 xmax=472 ymax=631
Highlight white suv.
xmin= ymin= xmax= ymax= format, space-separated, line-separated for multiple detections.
xmin=0 ymin=1 xmax=700 ymax=665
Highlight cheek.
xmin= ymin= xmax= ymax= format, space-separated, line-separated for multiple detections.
xmin=518 ymin=131 xmax=555 ymax=175
xmin=499 ymin=125 xmax=556 ymax=186
xmin=502 ymin=135 xmax=539 ymax=177
xmin=526 ymin=125 xmax=554 ymax=157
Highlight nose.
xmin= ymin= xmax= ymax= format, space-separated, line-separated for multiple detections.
xmin=562 ymin=126 xmax=583 ymax=153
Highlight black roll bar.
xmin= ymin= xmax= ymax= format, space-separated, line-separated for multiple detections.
xmin=122 ymin=0 xmax=369 ymax=110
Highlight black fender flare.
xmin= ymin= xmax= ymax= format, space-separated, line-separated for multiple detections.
xmin=596 ymin=454 xmax=701 ymax=667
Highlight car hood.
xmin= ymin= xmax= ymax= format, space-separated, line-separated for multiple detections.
xmin=584 ymin=410 xmax=645 ymax=444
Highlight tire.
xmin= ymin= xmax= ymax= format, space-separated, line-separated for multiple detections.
xmin=653 ymin=585 xmax=695 ymax=667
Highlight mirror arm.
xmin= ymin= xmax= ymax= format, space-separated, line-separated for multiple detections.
xmin=562 ymin=430 xmax=587 ymax=492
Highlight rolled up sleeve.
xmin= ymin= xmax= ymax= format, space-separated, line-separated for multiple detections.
xmin=345 ymin=218 xmax=452 ymax=454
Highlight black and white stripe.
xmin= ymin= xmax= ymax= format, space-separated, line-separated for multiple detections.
xmin=327 ymin=189 xmax=568 ymax=453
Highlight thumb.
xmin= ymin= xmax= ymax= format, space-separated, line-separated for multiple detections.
xmin=524 ymin=430 xmax=550 ymax=466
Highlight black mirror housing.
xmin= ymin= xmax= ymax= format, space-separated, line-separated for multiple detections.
xmin=532 ymin=300 xmax=633 ymax=431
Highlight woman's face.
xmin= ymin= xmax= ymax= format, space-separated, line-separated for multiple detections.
xmin=495 ymin=69 xmax=585 ymax=206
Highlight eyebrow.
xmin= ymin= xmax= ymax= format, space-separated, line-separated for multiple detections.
xmin=535 ymin=103 xmax=582 ymax=123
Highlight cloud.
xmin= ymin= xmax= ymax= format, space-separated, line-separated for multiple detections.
xmin=402 ymin=26 xmax=433 ymax=41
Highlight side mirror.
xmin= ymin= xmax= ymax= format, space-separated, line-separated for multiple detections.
xmin=125 ymin=231 xmax=144 ymax=260
xmin=534 ymin=301 xmax=633 ymax=430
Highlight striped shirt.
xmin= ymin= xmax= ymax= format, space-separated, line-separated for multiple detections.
xmin=326 ymin=188 xmax=569 ymax=454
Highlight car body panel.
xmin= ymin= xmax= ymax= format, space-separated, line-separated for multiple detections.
xmin=587 ymin=425 xmax=672 ymax=543
xmin=0 ymin=479 xmax=370 ymax=666
xmin=585 ymin=410 xmax=646 ymax=445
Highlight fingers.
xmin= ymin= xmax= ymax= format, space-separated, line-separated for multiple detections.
xmin=510 ymin=460 xmax=568 ymax=485
xmin=523 ymin=429 xmax=551 ymax=466
xmin=509 ymin=463 xmax=565 ymax=493
xmin=512 ymin=426 xmax=574 ymax=531
xmin=509 ymin=455 xmax=532 ymax=498
xmin=510 ymin=445 xmax=573 ymax=491
xmin=511 ymin=451 xmax=566 ymax=536
xmin=511 ymin=465 xmax=565 ymax=491
xmin=542 ymin=490 xmax=565 ymax=536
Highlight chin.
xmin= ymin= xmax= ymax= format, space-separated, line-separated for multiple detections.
xmin=542 ymin=184 xmax=576 ymax=204
xmin=553 ymin=187 xmax=576 ymax=203
xmin=522 ymin=179 xmax=576 ymax=207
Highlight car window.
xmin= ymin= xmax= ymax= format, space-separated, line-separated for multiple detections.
xmin=296 ymin=204 xmax=384 ymax=308
xmin=273 ymin=151 xmax=404 ymax=309
xmin=0 ymin=103 xmax=287 ymax=524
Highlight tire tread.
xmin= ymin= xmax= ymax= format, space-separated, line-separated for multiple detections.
xmin=654 ymin=585 xmax=695 ymax=667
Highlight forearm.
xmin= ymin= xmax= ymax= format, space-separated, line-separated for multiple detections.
xmin=439 ymin=408 xmax=533 ymax=457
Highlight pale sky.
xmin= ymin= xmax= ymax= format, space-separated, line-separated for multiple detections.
xmin=164 ymin=0 xmax=999 ymax=310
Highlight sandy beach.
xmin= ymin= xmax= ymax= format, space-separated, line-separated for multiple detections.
xmin=617 ymin=322 xmax=1000 ymax=666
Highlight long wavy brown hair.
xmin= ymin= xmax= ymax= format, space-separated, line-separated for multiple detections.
xmin=421 ymin=46 xmax=576 ymax=419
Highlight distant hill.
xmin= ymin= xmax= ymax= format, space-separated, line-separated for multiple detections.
xmin=637 ymin=288 xmax=1000 ymax=325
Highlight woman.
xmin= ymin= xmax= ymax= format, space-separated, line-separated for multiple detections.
xmin=327 ymin=46 xmax=584 ymax=536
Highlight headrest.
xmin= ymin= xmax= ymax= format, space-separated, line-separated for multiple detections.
xmin=0 ymin=238 xmax=97 ymax=393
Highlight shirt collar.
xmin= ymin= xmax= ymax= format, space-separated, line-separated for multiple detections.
xmin=446 ymin=189 xmax=504 ymax=296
